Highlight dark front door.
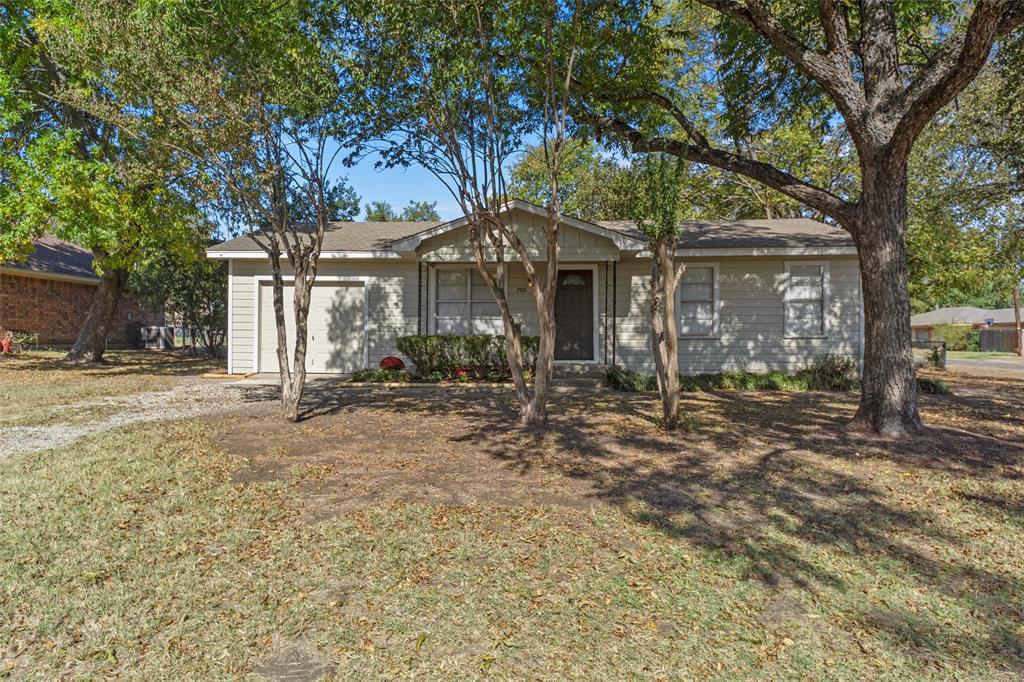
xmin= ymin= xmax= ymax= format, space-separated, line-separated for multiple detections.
xmin=554 ymin=269 xmax=594 ymax=360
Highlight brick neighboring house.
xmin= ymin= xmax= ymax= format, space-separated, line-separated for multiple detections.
xmin=0 ymin=235 xmax=163 ymax=346
xmin=910 ymin=306 xmax=1019 ymax=341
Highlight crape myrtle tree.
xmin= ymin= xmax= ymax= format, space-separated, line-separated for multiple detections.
xmin=58 ymin=0 xmax=353 ymax=420
xmin=579 ymin=0 xmax=1024 ymax=436
xmin=630 ymin=154 xmax=689 ymax=428
xmin=0 ymin=1 xmax=198 ymax=363
xmin=349 ymin=0 xmax=598 ymax=426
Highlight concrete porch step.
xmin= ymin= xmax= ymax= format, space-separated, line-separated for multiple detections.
xmin=551 ymin=363 xmax=607 ymax=388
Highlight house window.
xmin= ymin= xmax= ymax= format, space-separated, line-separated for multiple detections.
xmin=785 ymin=262 xmax=829 ymax=338
xmin=434 ymin=268 xmax=502 ymax=335
xmin=678 ymin=265 xmax=719 ymax=337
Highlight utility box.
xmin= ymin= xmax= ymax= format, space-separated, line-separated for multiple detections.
xmin=141 ymin=326 xmax=175 ymax=350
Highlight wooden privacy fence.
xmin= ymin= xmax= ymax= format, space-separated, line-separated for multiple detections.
xmin=979 ymin=328 xmax=1023 ymax=353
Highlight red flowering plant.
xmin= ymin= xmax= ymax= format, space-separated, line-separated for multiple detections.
xmin=454 ymin=368 xmax=470 ymax=382
xmin=379 ymin=356 xmax=405 ymax=371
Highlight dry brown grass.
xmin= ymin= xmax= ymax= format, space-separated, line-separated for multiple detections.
xmin=2 ymin=364 xmax=1022 ymax=679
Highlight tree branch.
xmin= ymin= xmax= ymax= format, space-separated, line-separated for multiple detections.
xmin=585 ymin=110 xmax=858 ymax=230
xmin=695 ymin=0 xmax=865 ymax=122
xmin=859 ymin=0 xmax=901 ymax=114
xmin=892 ymin=0 xmax=1024 ymax=156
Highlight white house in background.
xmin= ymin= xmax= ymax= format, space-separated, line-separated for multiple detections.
xmin=206 ymin=199 xmax=863 ymax=376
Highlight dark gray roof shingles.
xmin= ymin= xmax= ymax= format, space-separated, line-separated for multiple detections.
xmin=210 ymin=221 xmax=442 ymax=252
xmin=598 ymin=218 xmax=854 ymax=249
xmin=2 ymin=235 xmax=98 ymax=281
xmin=208 ymin=216 xmax=853 ymax=253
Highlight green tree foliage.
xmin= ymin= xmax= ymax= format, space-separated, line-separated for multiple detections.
xmin=289 ymin=180 xmax=360 ymax=223
xmin=399 ymin=200 xmax=440 ymax=221
xmin=508 ymin=139 xmax=635 ymax=220
xmin=364 ymin=200 xmax=398 ymax=221
xmin=363 ymin=199 xmax=438 ymax=221
xmin=58 ymin=0 xmax=354 ymax=419
xmin=0 ymin=1 xmax=202 ymax=361
xmin=130 ymin=241 xmax=228 ymax=356
xmin=907 ymin=62 xmax=1024 ymax=312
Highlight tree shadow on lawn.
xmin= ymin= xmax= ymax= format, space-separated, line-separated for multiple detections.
xmin=236 ymin=381 xmax=1024 ymax=667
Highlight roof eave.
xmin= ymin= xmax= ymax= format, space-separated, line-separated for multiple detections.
xmin=206 ymin=249 xmax=402 ymax=260
xmin=635 ymin=245 xmax=858 ymax=258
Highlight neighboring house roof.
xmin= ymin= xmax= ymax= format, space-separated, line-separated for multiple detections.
xmin=0 ymin=235 xmax=99 ymax=283
xmin=206 ymin=199 xmax=855 ymax=257
xmin=910 ymin=306 xmax=1018 ymax=327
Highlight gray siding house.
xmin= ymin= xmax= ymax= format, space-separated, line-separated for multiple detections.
xmin=207 ymin=200 xmax=863 ymax=376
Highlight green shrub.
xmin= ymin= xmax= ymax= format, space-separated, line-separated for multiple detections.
xmin=965 ymin=329 xmax=980 ymax=352
xmin=352 ymin=368 xmax=410 ymax=383
xmin=917 ymin=377 xmax=951 ymax=395
xmin=798 ymin=354 xmax=860 ymax=391
xmin=926 ymin=345 xmax=945 ymax=370
xmin=395 ymin=335 xmax=539 ymax=379
xmin=931 ymin=324 xmax=972 ymax=351
xmin=607 ymin=364 xmax=862 ymax=394
xmin=606 ymin=365 xmax=656 ymax=392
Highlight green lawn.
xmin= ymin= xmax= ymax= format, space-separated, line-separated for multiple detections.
xmin=1 ymin=356 xmax=1023 ymax=679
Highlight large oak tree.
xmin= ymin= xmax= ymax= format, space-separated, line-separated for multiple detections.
xmin=580 ymin=0 xmax=1024 ymax=436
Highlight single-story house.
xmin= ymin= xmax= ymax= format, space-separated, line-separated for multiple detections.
xmin=0 ymin=235 xmax=162 ymax=345
xmin=207 ymin=199 xmax=863 ymax=376
xmin=910 ymin=306 xmax=1020 ymax=342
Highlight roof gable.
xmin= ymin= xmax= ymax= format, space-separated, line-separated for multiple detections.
xmin=388 ymin=199 xmax=646 ymax=253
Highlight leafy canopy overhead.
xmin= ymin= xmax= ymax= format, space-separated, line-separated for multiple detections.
xmin=0 ymin=0 xmax=200 ymax=271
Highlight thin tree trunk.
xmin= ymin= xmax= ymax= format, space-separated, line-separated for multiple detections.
xmin=848 ymin=161 xmax=924 ymax=437
xmin=64 ymin=266 xmax=128 ymax=363
xmin=523 ymin=295 xmax=556 ymax=426
xmin=1014 ymin=283 xmax=1022 ymax=357
xmin=282 ymin=268 xmax=312 ymax=422
xmin=649 ymin=239 xmax=682 ymax=428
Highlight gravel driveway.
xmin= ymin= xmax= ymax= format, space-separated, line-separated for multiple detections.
xmin=0 ymin=380 xmax=253 ymax=458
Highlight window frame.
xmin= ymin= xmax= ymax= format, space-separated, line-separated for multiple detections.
xmin=675 ymin=262 xmax=720 ymax=339
xmin=430 ymin=265 xmax=504 ymax=335
xmin=784 ymin=261 xmax=830 ymax=339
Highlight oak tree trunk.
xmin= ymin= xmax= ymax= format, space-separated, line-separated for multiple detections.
xmin=64 ymin=266 xmax=128 ymax=364
xmin=848 ymin=161 xmax=924 ymax=437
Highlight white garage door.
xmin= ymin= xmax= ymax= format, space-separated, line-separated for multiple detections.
xmin=258 ymin=281 xmax=366 ymax=374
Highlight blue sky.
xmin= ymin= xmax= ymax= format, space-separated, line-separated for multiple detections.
xmin=342 ymin=152 xmax=464 ymax=220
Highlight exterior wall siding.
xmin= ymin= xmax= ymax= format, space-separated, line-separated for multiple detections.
xmin=224 ymin=253 xmax=862 ymax=376
xmin=612 ymin=256 xmax=862 ymax=374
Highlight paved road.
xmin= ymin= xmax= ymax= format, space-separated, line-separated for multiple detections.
xmin=945 ymin=357 xmax=1024 ymax=378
